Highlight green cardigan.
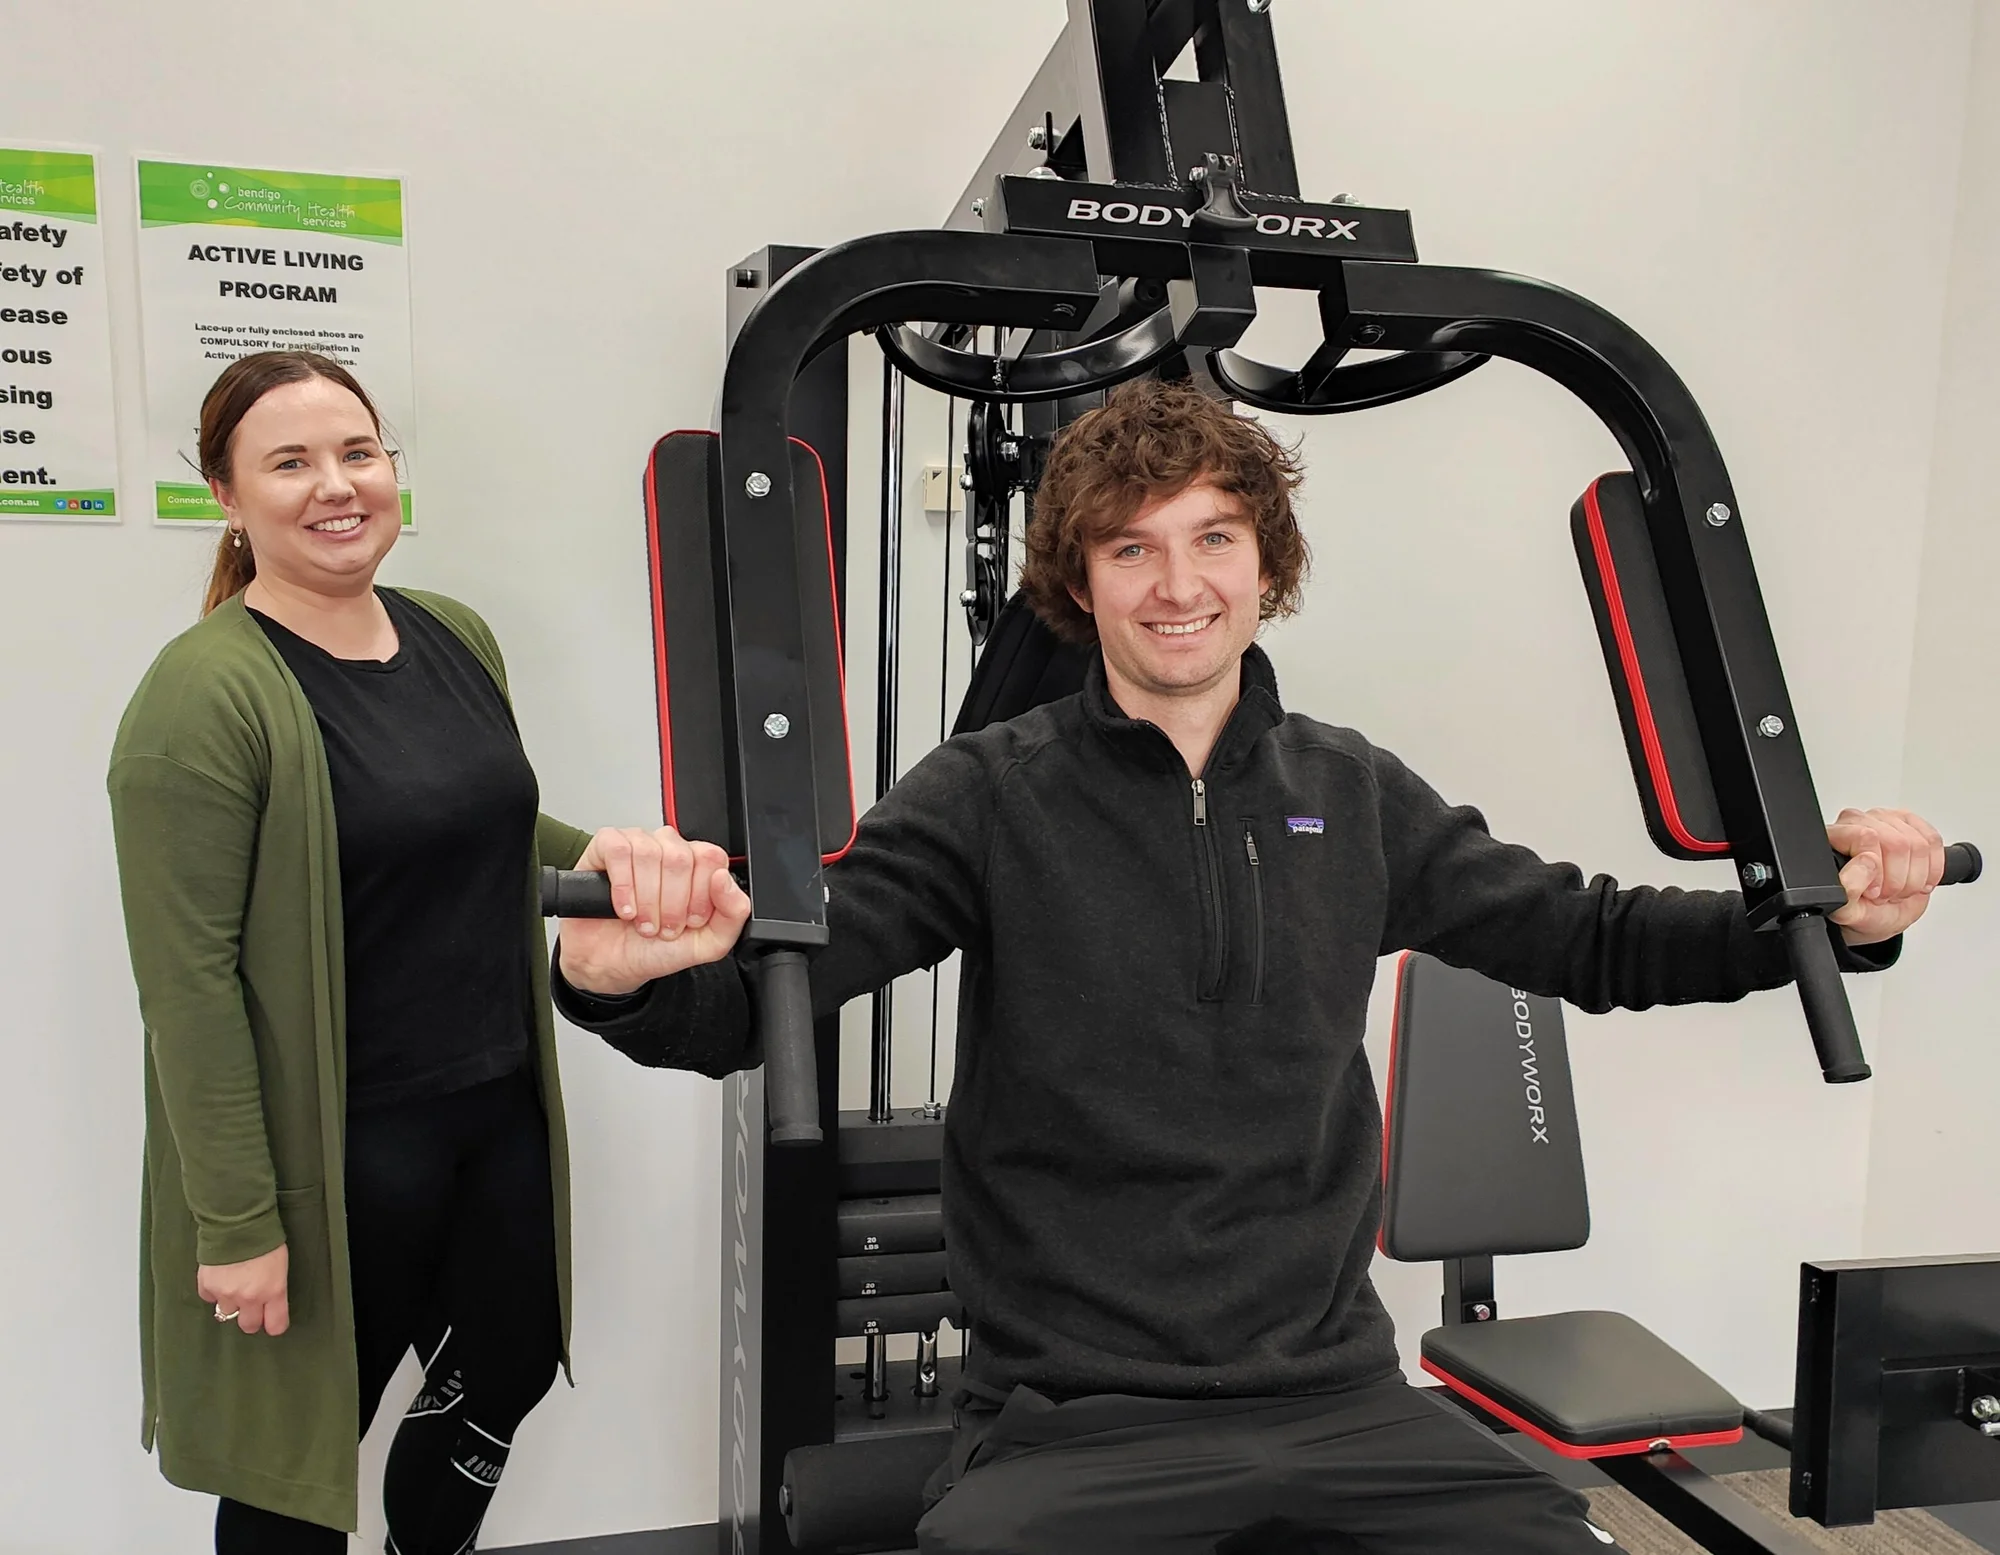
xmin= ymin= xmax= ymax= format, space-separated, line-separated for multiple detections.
xmin=107 ymin=589 xmax=592 ymax=1530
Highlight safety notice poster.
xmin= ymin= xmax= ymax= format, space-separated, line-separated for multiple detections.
xmin=134 ymin=159 xmax=415 ymax=526
xmin=0 ymin=146 xmax=120 ymax=522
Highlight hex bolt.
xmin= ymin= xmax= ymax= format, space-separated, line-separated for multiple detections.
xmin=763 ymin=713 xmax=791 ymax=740
xmin=1973 ymin=1395 xmax=2000 ymax=1422
xmin=921 ymin=1100 xmax=945 ymax=1120
xmin=1472 ymin=1303 xmax=1493 ymax=1322
xmin=959 ymin=588 xmax=979 ymax=606
xmin=1742 ymin=862 xmax=1774 ymax=889
xmin=1707 ymin=502 xmax=1733 ymax=527
xmin=1028 ymin=126 xmax=1049 ymax=151
xmin=744 ymin=471 xmax=772 ymax=499
xmin=1757 ymin=714 xmax=1787 ymax=739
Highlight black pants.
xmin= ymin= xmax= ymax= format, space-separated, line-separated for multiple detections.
xmin=916 ymin=1378 xmax=1624 ymax=1555
xmin=216 ymin=1067 xmax=563 ymax=1554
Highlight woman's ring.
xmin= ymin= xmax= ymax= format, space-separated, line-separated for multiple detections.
xmin=214 ymin=1305 xmax=241 ymax=1322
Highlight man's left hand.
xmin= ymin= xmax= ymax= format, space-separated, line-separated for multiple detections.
xmin=1826 ymin=807 xmax=1946 ymax=946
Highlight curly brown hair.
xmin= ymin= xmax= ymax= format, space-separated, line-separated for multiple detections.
xmin=1019 ymin=380 xmax=1309 ymax=645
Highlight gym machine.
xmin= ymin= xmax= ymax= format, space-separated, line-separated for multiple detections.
xmin=537 ymin=3 xmax=1985 ymax=1549
xmin=1383 ymin=953 xmax=2000 ymax=1552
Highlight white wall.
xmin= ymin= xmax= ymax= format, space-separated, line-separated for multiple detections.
xmin=1864 ymin=0 xmax=2000 ymax=1257
xmin=1251 ymin=0 xmax=1977 ymax=1411
xmin=0 ymin=3 xmax=1990 ymax=1552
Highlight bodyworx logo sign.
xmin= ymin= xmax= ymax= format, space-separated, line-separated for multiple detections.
xmin=1063 ymin=197 xmax=1360 ymax=242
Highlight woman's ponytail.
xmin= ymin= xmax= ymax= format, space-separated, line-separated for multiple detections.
xmin=201 ymin=526 xmax=257 ymax=617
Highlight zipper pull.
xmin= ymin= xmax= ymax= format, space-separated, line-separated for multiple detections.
xmin=1245 ymin=831 xmax=1260 ymax=865
xmin=1192 ymin=779 xmax=1208 ymax=826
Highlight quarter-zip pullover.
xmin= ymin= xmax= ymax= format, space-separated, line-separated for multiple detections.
xmin=561 ymin=647 xmax=1893 ymax=1403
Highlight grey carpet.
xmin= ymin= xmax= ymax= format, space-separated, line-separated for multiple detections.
xmin=488 ymin=1529 xmax=707 ymax=1554
xmin=1584 ymin=1468 xmax=1989 ymax=1555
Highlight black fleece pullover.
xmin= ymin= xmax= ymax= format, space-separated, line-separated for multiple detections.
xmin=558 ymin=647 xmax=1891 ymax=1404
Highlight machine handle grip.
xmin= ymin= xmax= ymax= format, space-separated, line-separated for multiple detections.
xmin=1784 ymin=838 xmax=1979 ymax=1084
xmin=755 ymin=949 xmax=823 ymax=1147
xmin=1782 ymin=912 xmax=1871 ymax=1084
xmin=542 ymin=867 xmax=822 ymax=1146
xmin=1941 ymin=842 xmax=1983 ymax=886
xmin=540 ymin=867 xmax=617 ymax=918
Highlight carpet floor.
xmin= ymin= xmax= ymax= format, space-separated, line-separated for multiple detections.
xmin=1584 ymin=1468 xmax=1988 ymax=1554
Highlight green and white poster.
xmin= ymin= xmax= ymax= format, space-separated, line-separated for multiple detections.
xmin=134 ymin=159 xmax=415 ymax=526
xmin=0 ymin=146 xmax=120 ymax=522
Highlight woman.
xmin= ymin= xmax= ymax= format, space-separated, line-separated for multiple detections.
xmin=107 ymin=351 xmax=721 ymax=1553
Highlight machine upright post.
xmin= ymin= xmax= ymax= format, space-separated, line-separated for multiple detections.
xmin=717 ymin=246 xmax=850 ymax=1555
xmin=1443 ymin=1255 xmax=1497 ymax=1327
xmin=870 ymin=360 xmax=906 ymax=1127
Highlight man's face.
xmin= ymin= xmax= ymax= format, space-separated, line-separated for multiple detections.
xmin=1071 ymin=480 xmax=1269 ymax=704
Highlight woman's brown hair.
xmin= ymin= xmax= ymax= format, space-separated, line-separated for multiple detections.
xmin=198 ymin=351 xmax=386 ymax=616
xmin=1019 ymin=379 xmax=1309 ymax=645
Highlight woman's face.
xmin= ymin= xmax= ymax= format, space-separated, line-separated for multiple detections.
xmin=212 ymin=376 xmax=401 ymax=597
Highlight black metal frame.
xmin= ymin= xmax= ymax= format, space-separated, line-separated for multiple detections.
xmin=716 ymin=246 xmax=846 ymax=1555
xmin=691 ymin=5 xmax=1914 ymax=1550
xmin=1791 ymin=1255 xmax=2000 ymax=1527
xmin=724 ymin=235 xmax=1869 ymax=1128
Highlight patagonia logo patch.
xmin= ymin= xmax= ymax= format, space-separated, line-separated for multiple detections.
xmin=1286 ymin=816 xmax=1325 ymax=835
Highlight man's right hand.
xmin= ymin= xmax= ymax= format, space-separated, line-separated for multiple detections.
xmin=558 ymin=826 xmax=751 ymax=995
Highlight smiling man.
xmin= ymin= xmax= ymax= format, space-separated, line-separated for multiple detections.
xmin=555 ymin=380 xmax=1946 ymax=1555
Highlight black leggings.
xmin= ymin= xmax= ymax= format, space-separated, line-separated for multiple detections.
xmin=216 ymin=1066 xmax=563 ymax=1554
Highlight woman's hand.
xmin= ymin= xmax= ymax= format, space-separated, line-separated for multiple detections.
xmin=557 ymin=826 xmax=751 ymax=996
xmin=198 ymin=1244 xmax=290 ymax=1335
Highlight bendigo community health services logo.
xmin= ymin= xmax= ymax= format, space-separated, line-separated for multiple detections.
xmin=189 ymin=174 xmax=228 ymax=211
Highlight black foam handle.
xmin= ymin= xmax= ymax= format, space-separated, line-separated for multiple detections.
xmin=1782 ymin=912 xmax=1871 ymax=1084
xmin=539 ymin=867 xmax=616 ymax=918
xmin=756 ymin=949 xmax=822 ymax=1147
xmin=783 ymin=1435 xmax=947 ymax=1550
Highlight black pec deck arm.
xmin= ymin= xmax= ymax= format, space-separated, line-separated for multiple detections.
xmin=544 ymin=230 xmax=1980 ymax=1097
xmin=548 ymin=230 xmax=1100 ymax=1146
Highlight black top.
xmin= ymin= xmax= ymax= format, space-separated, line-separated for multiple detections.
xmin=254 ymin=588 xmax=539 ymax=1110
xmin=555 ymin=645 xmax=1897 ymax=1404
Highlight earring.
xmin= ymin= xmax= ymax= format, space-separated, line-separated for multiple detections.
xmin=231 ymin=528 xmax=243 ymax=549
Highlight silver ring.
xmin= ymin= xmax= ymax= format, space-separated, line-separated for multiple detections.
xmin=214 ymin=1305 xmax=241 ymax=1322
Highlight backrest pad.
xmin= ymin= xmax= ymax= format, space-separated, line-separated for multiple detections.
xmin=1380 ymin=953 xmax=1590 ymax=1262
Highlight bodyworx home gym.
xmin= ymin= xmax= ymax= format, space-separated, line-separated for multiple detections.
xmin=535 ymin=5 xmax=2000 ymax=1553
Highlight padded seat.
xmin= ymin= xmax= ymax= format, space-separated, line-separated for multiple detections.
xmin=1421 ymin=1309 xmax=1743 ymax=1458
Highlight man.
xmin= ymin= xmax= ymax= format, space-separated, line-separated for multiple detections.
xmin=558 ymin=382 xmax=1945 ymax=1554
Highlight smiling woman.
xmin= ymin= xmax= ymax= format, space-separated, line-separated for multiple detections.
xmin=197 ymin=351 xmax=400 ymax=623
xmin=103 ymin=351 xmax=682 ymax=1553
